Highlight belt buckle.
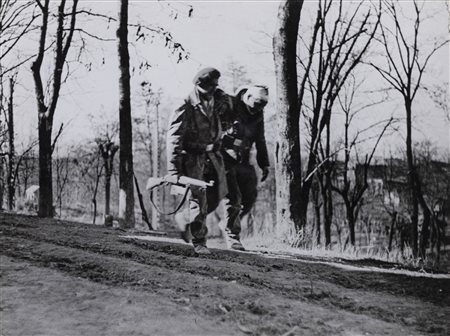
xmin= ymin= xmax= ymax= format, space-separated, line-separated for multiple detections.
xmin=206 ymin=144 xmax=214 ymax=151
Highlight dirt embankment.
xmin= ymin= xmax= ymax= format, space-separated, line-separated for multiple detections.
xmin=1 ymin=213 xmax=449 ymax=336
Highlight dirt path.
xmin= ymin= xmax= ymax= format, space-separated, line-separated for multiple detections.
xmin=1 ymin=213 xmax=449 ymax=336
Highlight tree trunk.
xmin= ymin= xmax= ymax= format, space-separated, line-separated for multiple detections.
xmin=7 ymin=77 xmax=15 ymax=210
xmin=92 ymin=166 xmax=102 ymax=225
xmin=388 ymin=211 xmax=397 ymax=252
xmin=405 ymin=98 xmax=418 ymax=258
xmin=105 ymin=171 xmax=112 ymax=216
xmin=312 ymin=178 xmax=321 ymax=245
xmin=347 ymin=206 xmax=356 ymax=246
xmin=151 ymin=102 xmax=160 ymax=229
xmin=272 ymin=0 xmax=304 ymax=233
xmin=38 ymin=117 xmax=53 ymax=217
xmin=32 ymin=0 xmax=79 ymax=218
xmin=117 ymin=0 xmax=134 ymax=228
xmin=417 ymin=181 xmax=432 ymax=258
xmin=321 ymin=174 xmax=333 ymax=247
xmin=318 ymin=171 xmax=331 ymax=247
xmin=0 ymin=156 xmax=4 ymax=211
xmin=99 ymin=141 xmax=118 ymax=224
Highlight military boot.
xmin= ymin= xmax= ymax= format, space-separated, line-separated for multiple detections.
xmin=224 ymin=228 xmax=246 ymax=251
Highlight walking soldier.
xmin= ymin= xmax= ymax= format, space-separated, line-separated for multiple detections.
xmin=167 ymin=67 xmax=232 ymax=255
xmin=221 ymin=85 xmax=270 ymax=251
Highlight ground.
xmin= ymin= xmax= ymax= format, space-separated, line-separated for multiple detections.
xmin=1 ymin=213 xmax=449 ymax=336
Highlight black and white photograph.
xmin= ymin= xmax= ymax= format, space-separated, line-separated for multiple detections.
xmin=1 ymin=0 xmax=449 ymax=335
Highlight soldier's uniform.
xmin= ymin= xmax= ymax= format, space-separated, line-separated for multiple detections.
xmin=167 ymin=68 xmax=233 ymax=254
xmin=221 ymin=85 xmax=270 ymax=250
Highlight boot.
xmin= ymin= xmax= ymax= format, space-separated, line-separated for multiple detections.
xmin=193 ymin=242 xmax=211 ymax=255
xmin=224 ymin=228 xmax=246 ymax=251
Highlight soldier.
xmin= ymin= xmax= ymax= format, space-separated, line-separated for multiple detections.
xmin=221 ymin=85 xmax=270 ymax=251
xmin=167 ymin=67 xmax=232 ymax=255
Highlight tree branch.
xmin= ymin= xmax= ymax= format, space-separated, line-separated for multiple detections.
xmin=51 ymin=123 xmax=64 ymax=154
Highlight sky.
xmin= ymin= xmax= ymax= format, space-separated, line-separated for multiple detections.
xmin=3 ymin=0 xmax=450 ymax=157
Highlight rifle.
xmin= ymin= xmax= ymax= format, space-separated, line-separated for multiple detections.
xmin=146 ymin=175 xmax=214 ymax=215
xmin=146 ymin=175 xmax=214 ymax=191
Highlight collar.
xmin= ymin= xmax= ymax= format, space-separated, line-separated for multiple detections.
xmin=187 ymin=89 xmax=213 ymax=118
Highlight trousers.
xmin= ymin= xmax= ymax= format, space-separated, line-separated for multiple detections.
xmin=224 ymin=160 xmax=258 ymax=238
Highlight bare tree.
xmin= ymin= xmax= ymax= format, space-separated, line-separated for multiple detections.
xmin=370 ymin=0 xmax=448 ymax=258
xmin=90 ymin=155 xmax=103 ymax=225
xmin=331 ymin=77 xmax=393 ymax=246
xmin=54 ymin=146 xmax=70 ymax=216
xmin=18 ymin=143 xmax=38 ymax=198
xmin=0 ymin=74 xmax=38 ymax=211
xmin=224 ymin=60 xmax=251 ymax=93
xmin=31 ymin=0 xmax=79 ymax=217
xmin=272 ymin=0 xmax=304 ymax=232
xmin=297 ymin=0 xmax=381 ymax=238
xmin=0 ymin=0 xmax=39 ymax=76
xmin=0 ymin=120 xmax=6 ymax=210
xmin=135 ymin=81 xmax=163 ymax=228
xmin=6 ymin=76 xmax=15 ymax=210
xmin=74 ymin=146 xmax=104 ymax=224
xmin=117 ymin=0 xmax=135 ymax=228
xmin=97 ymin=136 xmax=119 ymax=225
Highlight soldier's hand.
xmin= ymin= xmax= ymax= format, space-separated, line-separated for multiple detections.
xmin=261 ymin=167 xmax=269 ymax=182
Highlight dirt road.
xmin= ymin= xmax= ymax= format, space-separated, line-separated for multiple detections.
xmin=1 ymin=213 xmax=449 ymax=336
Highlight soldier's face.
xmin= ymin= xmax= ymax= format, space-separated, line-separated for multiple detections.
xmin=249 ymin=99 xmax=267 ymax=114
xmin=199 ymin=78 xmax=219 ymax=96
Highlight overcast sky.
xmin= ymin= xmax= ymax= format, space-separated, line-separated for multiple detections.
xmin=5 ymin=0 xmax=450 ymax=157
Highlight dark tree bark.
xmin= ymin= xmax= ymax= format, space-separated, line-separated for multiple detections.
xmin=31 ymin=0 xmax=79 ymax=218
xmin=388 ymin=211 xmax=397 ymax=252
xmin=117 ymin=0 xmax=135 ymax=228
xmin=404 ymin=99 xmax=419 ymax=256
xmin=7 ymin=77 xmax=15 ymax=210
xmin=311 ymin=177 xmax=322 ymax=245
xmin=98 ymin=140 xmax=118 ymax=224
xmin=92 ymin=164 xmax=103 ymax=225
xmin=272 ymin=0 xmax=304 ymax=232
xmin=54 ymin=151 xmax=70 ymax=216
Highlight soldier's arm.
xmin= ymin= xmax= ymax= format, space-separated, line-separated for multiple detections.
xmin=215 ymin=89 xmax=236 ymax=131
xmin=166 ymin=103 xmax=188 ymax=175
xmin=255 ymin=116 xmax=270 ymax=169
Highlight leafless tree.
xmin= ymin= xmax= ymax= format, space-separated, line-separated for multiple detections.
xmin=31 ymin=0 xmax=79 ymax=217
xmin=74 ymin=145 xmax=104 ymax=225
xmin=370 ymin=0 xmax=449 ymax=258
xmin=5 ymin=76 xmax=15 ymax=210
xmin=96 ymin=135 xmax=119 ymax=225
xmin=297 ymin=0 xmax=381 ymax=238
xmin=90 ymin=155 xmax=103 ymax=225
xmin=414 ymin=141 xmax=449 ymax=262
xmin=117 ymin=0 xmax=135 ymax=228
xmin=0 ymin=0 xmax=39 ymax=76
xmin=0 ymin=74 xmax=38 ymax=211
xmin=54 ymin=146 xmax=70 ymax=216
xmin=17 ymin=142 xmax=38 ymax=198
xmin=331 ymin=77 xmax=393 ymax=246
xmin=272 ymin=0 xmax=304 ymax=232
xmin=135 ymin=81 xmax=163 ymax=228
xmin=0 ymin=121 xmax=6 ymax=210
xmin=223 ymin=60 xmax=251 ymax=93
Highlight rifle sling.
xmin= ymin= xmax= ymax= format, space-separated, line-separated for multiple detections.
xmin=149 ymin=184 xmax=190 ymax=216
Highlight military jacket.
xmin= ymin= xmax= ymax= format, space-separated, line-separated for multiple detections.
xmin=167 ymin=89 xmax=233 ymax=200
xmin=221 ymin=98 xmax=270 ymax=168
